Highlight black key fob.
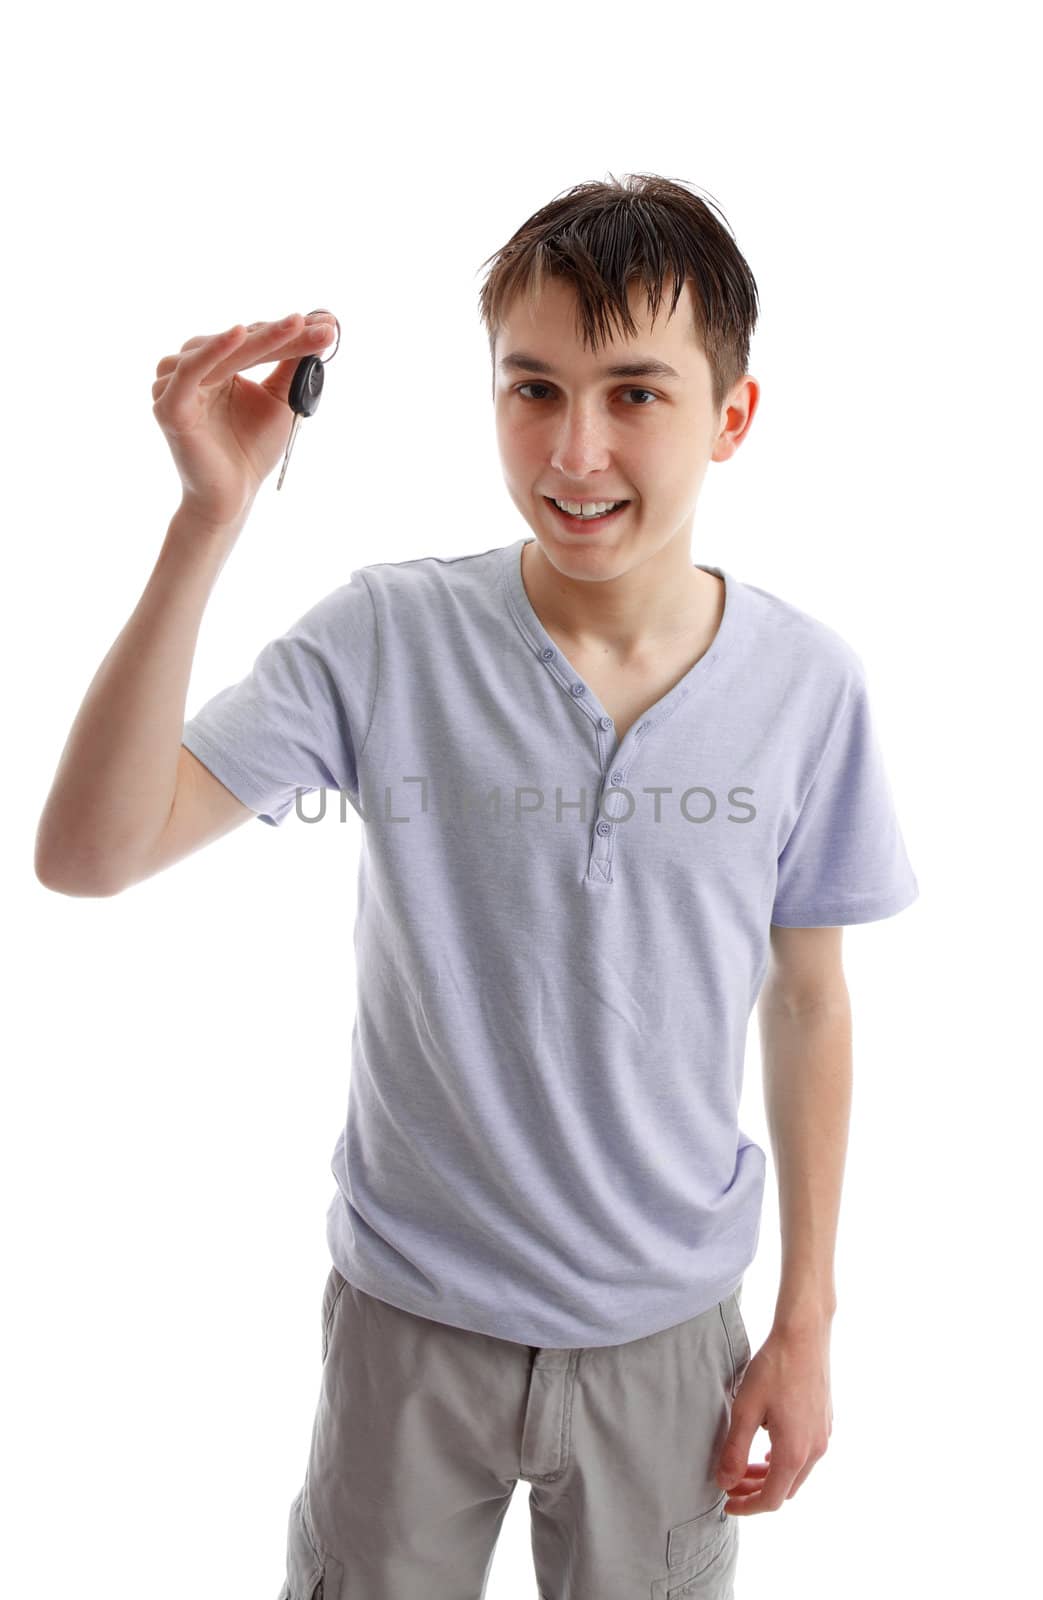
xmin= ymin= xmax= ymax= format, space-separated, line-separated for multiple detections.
xmin=288 ymin=354 xmax=325 ymax=418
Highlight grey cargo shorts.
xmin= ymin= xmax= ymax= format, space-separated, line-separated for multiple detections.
xmin=276 ymin=1265 xmax=753 ymax=1600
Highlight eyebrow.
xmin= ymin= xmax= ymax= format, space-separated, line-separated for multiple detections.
xmin=498 ymin=350 xmax=682 ymax=381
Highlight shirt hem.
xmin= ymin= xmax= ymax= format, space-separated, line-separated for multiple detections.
xmin=326 ymin=1250 xmax=750 ymax=1351
xmin=181 ymin=727 xmax=291 ymax=826
xmin=770 ymin=878 xmax=920 ymax=926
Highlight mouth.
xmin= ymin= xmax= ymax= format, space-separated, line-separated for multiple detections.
xmin=542 ymin=496 xmax=630 ymax=531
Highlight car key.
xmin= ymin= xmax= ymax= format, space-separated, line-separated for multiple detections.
xmin=276 ymin=355 xmax=323 ymax=491
xmin=276 ymin=309 xmax=341 ymax=491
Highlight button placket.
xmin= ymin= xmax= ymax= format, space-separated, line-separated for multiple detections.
xmin=506 ymin=542 xmax=733 ymax=891
xmin=527 ymin=627 xmax=664 ymax=887
xmin=533 ymin=647 xmax=614 ymax=881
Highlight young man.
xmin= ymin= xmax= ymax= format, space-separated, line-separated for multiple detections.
xmin=36 ymin=176 xmax=918 ymax=1599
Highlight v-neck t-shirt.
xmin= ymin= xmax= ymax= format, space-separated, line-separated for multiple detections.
xmin=181 ymin=536 xmax=919 ymax=1348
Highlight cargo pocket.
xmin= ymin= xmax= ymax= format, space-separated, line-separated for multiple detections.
xmin=719 ymin=1288 xmax=752 ymax=1398
xmin=651 ymin=1495 xmax=734 ymax=1599
xmin=279 ymin=1484 xmax=345 ymax=1600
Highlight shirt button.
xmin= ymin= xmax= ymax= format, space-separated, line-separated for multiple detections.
xmin=596 ymin=821 xmax=611 ymax=836
xmin=611 ymin=770 xmax=624 ymax=785
xmin=540 ymin=646 xmax=555 ymax=661
xmin=599 ymin=715 xmax=613 ymax=730
xmin=570 ymin=681 xmax=585 ymax=697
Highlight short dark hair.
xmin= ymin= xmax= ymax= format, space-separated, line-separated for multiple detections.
xmin=477 ymin=171 xmax=759 ymax=413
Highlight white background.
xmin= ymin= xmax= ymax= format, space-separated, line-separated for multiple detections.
xmin=5 ymin=1 xmax=1038 ymax=1595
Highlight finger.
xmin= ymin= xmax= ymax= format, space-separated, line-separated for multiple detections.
xmin=200 ymin=317 xmax=338 ymax=389
xmin=153 ymin=332 xmax=233 ymax=380
xmin=154 ymin=315 xmax=332 ymax=379
xmin=716 ymin=1412 xmax=762 ymax=1490
xmin=171 ymin=311 xmax=332 ymax=357
xmin=174 ymin=317 xmax=299 ymax=355
xmin=728 ymin=1454 xmax=801 ymax=1514
xmin=177 ymin=327 xmax=246 ymax=355
xmin=153 ymin=324 xmax=248 ymax=400
xmin=161 ymin=325 xmax=301 ymax=409
xmin=723 ymin=1493 xmax=766 ymax=1516
xmin=152 ymin=325 xmax=249 ymax=411
xmin=257 ymin=325 xmax=339 ymax=407
xmin=174 ymin=319 xmax=275 ymax=354
xmin=152 ymin=320 xmax=336 ymax=403
xmin=720 ymin=1462 xmax=769 ymax=1502
xmin=178 ymin=317 xmax=293 ymax=389
xmin=161 ymin=314 xmax=334 ymax=381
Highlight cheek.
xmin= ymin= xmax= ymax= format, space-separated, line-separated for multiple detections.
xmin=500 ymin=434 xmax=541 ymax=475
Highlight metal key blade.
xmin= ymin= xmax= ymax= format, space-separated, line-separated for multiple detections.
xmin=277 ymin=414 xmax=303 ymax=491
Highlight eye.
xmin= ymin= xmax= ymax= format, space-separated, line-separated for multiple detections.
xmin=515 ymin=383 xmax=659 ymax=406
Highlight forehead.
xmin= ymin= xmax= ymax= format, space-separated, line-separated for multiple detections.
xmin=495 ymin=274 xmax=704 ymax=375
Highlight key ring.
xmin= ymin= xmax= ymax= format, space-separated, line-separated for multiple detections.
xmin=305 ymin=307 xmax=341 ymax=363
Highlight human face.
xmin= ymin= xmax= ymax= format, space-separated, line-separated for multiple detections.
xmin=492 ymin=275 xmax=756 ymax=583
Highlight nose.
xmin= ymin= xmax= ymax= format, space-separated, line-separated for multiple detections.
xmin=548 ymin=402 xmax=615 ymax=482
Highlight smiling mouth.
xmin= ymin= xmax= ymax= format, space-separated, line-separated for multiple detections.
xmin=543 ymin=496 xmax=631 ymax=526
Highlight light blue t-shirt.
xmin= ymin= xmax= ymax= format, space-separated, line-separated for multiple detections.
xmin=181 ymin=537 xmax=919 ymax=1348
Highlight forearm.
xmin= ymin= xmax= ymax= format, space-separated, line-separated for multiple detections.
xmin=758 ymin=989 xmax=851 ymax=1334
xmin=34 ymin=505 xmax=244 ymax=895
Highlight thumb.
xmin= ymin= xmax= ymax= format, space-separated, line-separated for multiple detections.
xmin=259 ymin=356 xmax=312 ymax=411
xmin=715 ymin=1410 xmax=758 ymax=1488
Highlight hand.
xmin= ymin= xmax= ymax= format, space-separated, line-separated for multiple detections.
xmin=713 ymin=1322 xmax=834 ymax=1514
xmin=151 ymin=312 xmax=337 ymax=528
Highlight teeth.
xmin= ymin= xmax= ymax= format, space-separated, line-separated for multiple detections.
xmin=552 ymin=498 xmax=623 ymax=517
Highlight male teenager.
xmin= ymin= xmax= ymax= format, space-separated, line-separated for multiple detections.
xmin=36 ymin=173 xmax=919 ymax=1600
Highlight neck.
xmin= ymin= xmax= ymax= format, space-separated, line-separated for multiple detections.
xmin=521 ymin=535 xmax=721 ymax=662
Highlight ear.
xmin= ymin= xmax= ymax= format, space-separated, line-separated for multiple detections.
xmin=712 ymin=376 xmax=760 ymax=463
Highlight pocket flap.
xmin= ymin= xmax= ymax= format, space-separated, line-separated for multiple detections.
xmin=666 ymin=1494 xmax=728 ymax=1568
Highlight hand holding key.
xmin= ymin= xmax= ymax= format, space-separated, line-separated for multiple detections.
xmin=151 ymin=312 xmax=337 ymax=529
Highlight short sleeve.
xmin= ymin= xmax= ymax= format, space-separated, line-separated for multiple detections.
xmin=181 ymin=570 xmax=378 ymax=827
xmin=771 ymin=664 xmax=919 ymax=926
